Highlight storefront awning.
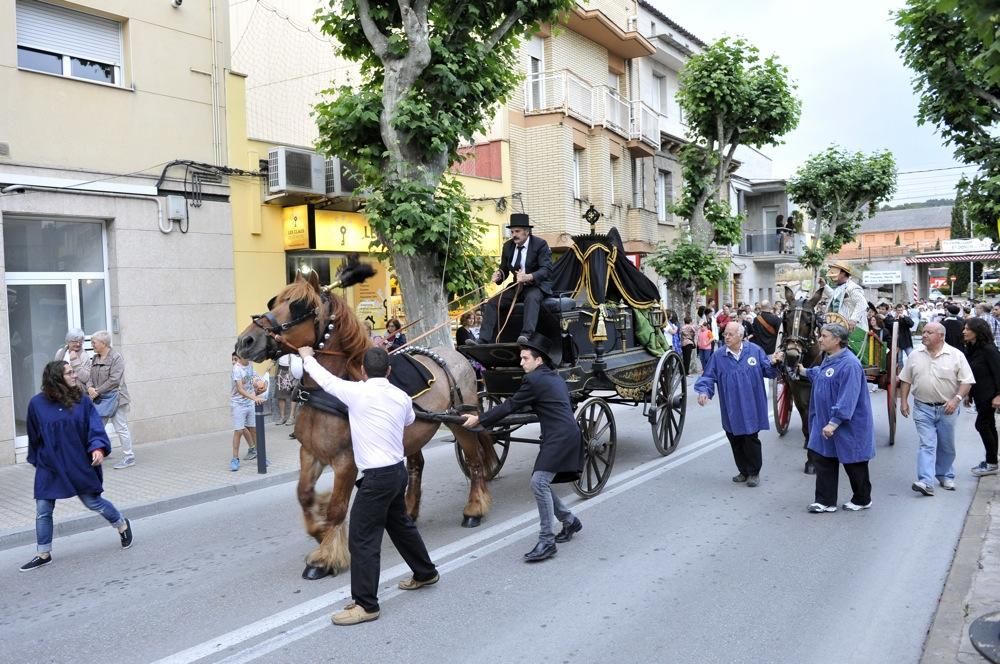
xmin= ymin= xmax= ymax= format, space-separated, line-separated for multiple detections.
xmin=904 ymin=251 xmax=999 ymax=264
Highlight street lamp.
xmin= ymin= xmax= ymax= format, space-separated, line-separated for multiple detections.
xmin=949 ymin=275 xmax=957 ymax=297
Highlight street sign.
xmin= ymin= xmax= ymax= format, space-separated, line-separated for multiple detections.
xmin=941 ymin=238 xmax=993 ymax=252
xmin=862 ymin=270 xmax=902 ymax=286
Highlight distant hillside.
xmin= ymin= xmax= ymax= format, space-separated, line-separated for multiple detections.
xmin=880 ymin=198 xmax=955 ymax=211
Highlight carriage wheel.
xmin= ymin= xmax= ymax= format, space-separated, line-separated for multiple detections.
xmin=887 ymin=321 xmax=899 ymax=446
xmin=651 ymin=351 xmax=686 ymax=456
xmin=573 ymin=397 xmax=617 ymax=498
xmin=772 ymin=374 xmax=793 ymax=436
xmin=454 ymin=392 xmax=511 ymax=480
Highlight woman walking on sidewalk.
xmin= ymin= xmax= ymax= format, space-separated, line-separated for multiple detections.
xmin=963 ymin=318 xmax=1000 ymax=477
xmin=20 ymin=361 xmax=133 ymax=572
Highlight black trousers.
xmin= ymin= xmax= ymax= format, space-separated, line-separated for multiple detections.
xmin=349 ymin=461 xmax=437 ymax=612
xmin=973 ymin=398 xmax=999 ymax=465
xmin=725 ymin=432 xmax=762 ymax=475
xmin=682 ymin=346 xmax=694 ymax=375
xmin=479 ymin=285 xmax=544 ymax=343
xmin=812 ymin=452 xmax=871 ymax=507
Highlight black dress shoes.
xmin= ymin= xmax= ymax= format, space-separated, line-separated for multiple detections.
xmin=516 ymin=335 xmax=530 ymax=345
xmin=523 ymin=541 xmax=557 ymax=562
xmin=554 ymin=518 xmax=583 ymax=543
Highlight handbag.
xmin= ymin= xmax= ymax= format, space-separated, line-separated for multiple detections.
xmin=93 ymin=390 xmax=119 ymax=418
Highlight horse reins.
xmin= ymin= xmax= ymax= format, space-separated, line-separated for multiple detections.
xmin=251 ymin=294 xmax=344 ymax=358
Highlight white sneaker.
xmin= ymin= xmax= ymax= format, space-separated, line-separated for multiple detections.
xmin=939 ymin=478 xmax=956 ymax=491
xmin=972 ymin=462 xmax=999 ymax=477
xmin=842 ymin=501 xmax=872 ymax=511
xmin=113 ymin=456 xmax=135 ymax=470
xmin=808 ymin=502 xmax=837 ymax=513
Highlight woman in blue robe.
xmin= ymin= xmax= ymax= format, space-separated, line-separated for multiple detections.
xmin=796 ymin=324 xmax=875 ymax=513
xmin=19 ymin=361 xmax=134 ymax=572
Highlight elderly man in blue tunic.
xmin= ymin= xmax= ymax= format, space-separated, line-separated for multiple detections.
xmin=695 ymin=322 xmax=782 ymax=487
xmin=792 ymin=323 xmax=875 ymax=513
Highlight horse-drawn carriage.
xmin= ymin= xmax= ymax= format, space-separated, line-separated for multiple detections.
xmin=458 ymin=227 xmax=688 ymax=497
xmin=772 ymin=288 xmax=900 ymax=452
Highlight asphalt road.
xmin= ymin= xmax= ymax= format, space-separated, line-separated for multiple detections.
xmin=0 ymin=386 xmax=983 ymax=664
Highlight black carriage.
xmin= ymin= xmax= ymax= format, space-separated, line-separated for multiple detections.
xmin=458 ymin=227 xmax=688 ymax=498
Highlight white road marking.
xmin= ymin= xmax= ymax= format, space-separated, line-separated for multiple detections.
xmin=154 ymin=428 xmax=733 ymax=664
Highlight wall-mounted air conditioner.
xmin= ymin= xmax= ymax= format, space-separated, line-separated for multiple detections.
xmin=268 ymin=147 xmax=325 ymax=195
xmin=325 ymin=156 xmax=360 ymax=197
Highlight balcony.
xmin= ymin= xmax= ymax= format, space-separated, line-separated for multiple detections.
xmin=737 ymin=232 xmax=804 ymax=262
xmin=524 ymin=70 xmax=662 ymax=151
xmin=832 ymin=241 xmax=940 ymax=261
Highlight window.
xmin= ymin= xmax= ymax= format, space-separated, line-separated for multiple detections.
xmin=573 ymin=149 xmax=583 ymax=200
xmin=16 ymin=0 xmax=123 ymax=86
xmin=631 ymin=157 xmax=645 ymax=208
xmin=527 ymin=36 xmax=544 ymax=111
xmin=609 ymin=156 xmax=620 ymax=206
xmin=656 ymin=170 xmax=672 ymax=222
xmin=652 ymin=73 xmax=667 ymax=115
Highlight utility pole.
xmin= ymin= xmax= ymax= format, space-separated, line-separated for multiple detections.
xmin=967 ymin=208 xmax=974 ymax=300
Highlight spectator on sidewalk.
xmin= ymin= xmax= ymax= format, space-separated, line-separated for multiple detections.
xmin=275 ymin=353 xmax=300 ymax=425
xmin=963 ymin=318 xmax=1000 ymax=477
xmin=793 ymin=324 xmax=875 ymax=513
xmin=299 ymin=346 xmax=438 ymax=625
xmin=942 ymin=304 xmax=965 ymax=352
xmin=680 ymin=316 xmax=697 ymax=374
xmin=231 ymin=352 xmax=264 ymax=471
xmin=383 ymin=319 xmax=407 ymax=351
xmin=86 ymin=330 xmax=135 ymax=469
xmin=749 ymin=301 xmax=781 ymax=354
xmin=891 ymin=304 xmax=915 ymax=364
xmin=54 ymin=329 xmax=91 ymax=385
xmin=19 ymin=361 xmax=133 ymax=572
xmin=697 ymin=321 xmax=715 ymax=373
xmin=899 ymin=322 xmax=975 ymax=496
xmin=695 ymin=322 xmax=782 ymax=487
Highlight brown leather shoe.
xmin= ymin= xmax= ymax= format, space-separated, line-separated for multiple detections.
xmin=331 ymin=603 xmax=380 ymax=626
xmin=398 ymin=572 xmax=439 ymax=590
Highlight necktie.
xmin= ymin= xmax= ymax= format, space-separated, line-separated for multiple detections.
xmin=512 ymin=245 xmax=524 ymax=272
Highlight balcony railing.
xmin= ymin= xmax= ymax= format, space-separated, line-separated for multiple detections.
xmin=831 ymin=241 xmax=940 ymax=260
xmin=738 ymin=232 xmax=802 ymax=256
xmin=524 ymin=70 xmax=661 ymax=149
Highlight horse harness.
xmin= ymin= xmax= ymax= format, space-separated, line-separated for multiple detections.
xmin=251 ymin=292 xmax=340 ymax=359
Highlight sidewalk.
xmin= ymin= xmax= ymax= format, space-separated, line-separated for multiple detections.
xmin=0 ymin=421 xmax=453 ymax=551
xmin=923 ymin=474 xmax=1000 ymax=663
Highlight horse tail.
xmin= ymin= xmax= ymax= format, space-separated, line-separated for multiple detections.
xmin=478 ymin=430 xmax=500 ymax=477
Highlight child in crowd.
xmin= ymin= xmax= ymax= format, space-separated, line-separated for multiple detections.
xmin=230 ymin=352 xmax=265 ymax=471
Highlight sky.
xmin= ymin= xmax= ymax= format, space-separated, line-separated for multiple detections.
xmin=657 ymin=0 xmax=979 ymax=205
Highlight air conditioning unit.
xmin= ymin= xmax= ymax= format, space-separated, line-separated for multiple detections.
xmin=325 ymin=156 xmax=360 ymax=197
xmin=268 ymin=147 xmax=325 ymax=195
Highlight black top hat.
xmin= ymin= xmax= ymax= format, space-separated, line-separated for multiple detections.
xmin=507 ymin=213 xmax=532 ymax=229
xmin=519 ymin=333 xmax=552 ymax=366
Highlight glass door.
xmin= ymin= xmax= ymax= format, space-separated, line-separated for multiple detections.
xmin=7 ymin=280 xmax=73 ymax=442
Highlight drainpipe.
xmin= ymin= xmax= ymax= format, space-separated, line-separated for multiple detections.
xmin=210 ymin=0 xmax=223 ymax=165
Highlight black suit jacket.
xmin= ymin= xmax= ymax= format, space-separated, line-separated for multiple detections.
xmin=498 ymin=236 xmax=553 ymax=295
xmin=479 ymin=366 xmax=582 ymax=482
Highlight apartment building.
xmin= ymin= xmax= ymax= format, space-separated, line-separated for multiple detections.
xmin=0 ymin=0 xmax=234 ymax=463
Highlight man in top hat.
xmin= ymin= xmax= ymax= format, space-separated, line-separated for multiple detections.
xmin=818 ymin=262 xmax=868 ymax=333
xmin=471 ymin=213 xmax=553 ymax=345
xmin=461 ymin=334 xmax=583 ymax=563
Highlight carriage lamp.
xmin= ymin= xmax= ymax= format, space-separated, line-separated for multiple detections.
xmin=647 ymin=306 xmax=665 ymax=328
xmin=613 ymin=303 xmax=629 ymax=351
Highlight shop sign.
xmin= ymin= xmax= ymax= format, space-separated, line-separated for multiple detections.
xmin=941 ymin=238 xmax=992 ymax=252
xmin=862 ymin=270 xmax=902 ymax=286
xmin=283 ymin=206 xmax=310 ymax=250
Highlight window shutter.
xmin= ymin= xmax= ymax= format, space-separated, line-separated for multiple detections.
xmin=16 ymin=0 xmax=121 ymax=66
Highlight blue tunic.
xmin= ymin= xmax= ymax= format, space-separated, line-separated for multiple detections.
xmin=694 ymin=343 xmax=776 ymax=435
xmin=805 ymin=350 xmax=875 ymax=463
xmin=26 ymin=394 xmax=112 ymax=500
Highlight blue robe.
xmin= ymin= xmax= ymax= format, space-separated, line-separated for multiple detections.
xmin=26 ymin=394 xmax=112 ymax=499
xmin=805 ymin=350 xmax=875 ymax=463
xmin=694 ymin=343 xmax=776 ymax=435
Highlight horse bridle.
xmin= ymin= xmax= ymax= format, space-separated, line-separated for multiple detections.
xmin=250 ymin=293 xmax=338 ymax=358
xmin=779 ymin=305 xmax=817 ymax=376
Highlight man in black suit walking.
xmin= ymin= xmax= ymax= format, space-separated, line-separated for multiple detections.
xmin=474 ymin=213 xmax=553 ymax=345
xmin=462 ymin=335 xmax=583 ymax=562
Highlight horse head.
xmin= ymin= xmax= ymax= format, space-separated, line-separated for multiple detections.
xmin=781 ymin=285 xmax=823 ymax=370
xmin=236 ymin=271 xmax=325 ymax=362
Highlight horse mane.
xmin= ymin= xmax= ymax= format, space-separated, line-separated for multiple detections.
xmin=327 ymin=292 xmax=372 ymax=380
xmin=276 ymin=279 xmax=322 ymax=311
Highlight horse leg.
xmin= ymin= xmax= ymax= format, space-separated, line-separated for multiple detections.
xmin=453 ymin=425 xmax=492 ymax=528
xmin=405 ymin=452 xmax=424 ymax=522
xmin=793 ymin=387 xmax=816 ymax=475
xmin=296 ymin=448 xmax=326 ymax=542
xmin=304 ymin=456 xmax=357 ymax=580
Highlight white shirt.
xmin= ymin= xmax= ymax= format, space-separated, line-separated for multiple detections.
xmin=511 ymin=236 xmax=530 ymax=272
xmin=898 ymin=343 xmax=975 ymax=404
xmin=302 ymin=356 xmax=415 ymax=471
xmin=725 ymin=343 xmax=744 ymax=362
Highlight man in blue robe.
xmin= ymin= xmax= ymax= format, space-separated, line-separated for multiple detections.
xmin=695 ymin=322 xmax=781 ymax=487
xmin=794 ymin=323 xmax=876 ymax=513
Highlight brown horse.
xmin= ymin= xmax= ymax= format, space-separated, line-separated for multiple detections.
xmin=779 ymin=285 xmax=823 ymax=474
xmin=236 ymin=272 xmax=496 ymax=580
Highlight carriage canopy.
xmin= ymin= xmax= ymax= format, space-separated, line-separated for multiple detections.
xmin=550 ymin=227 xmax=660 ymax=308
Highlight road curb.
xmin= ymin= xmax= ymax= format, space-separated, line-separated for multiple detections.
xmin=0 ymin=469 xmax=300 ymax=552
xmin=920 ymin=474 xmax=998 ymax=663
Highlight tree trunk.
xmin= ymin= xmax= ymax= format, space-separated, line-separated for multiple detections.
xmin=391 ymin=252 xmax=452 ymax=349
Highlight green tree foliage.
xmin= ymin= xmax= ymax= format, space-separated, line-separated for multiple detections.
xmin=896 ymin=0 xmax=1000 ymax=242
xmin=314 ymin=0 xmax=574 ymax=345
xmin=653 ymin=37 xmax=800 ymax=311
xmin=647 ymin=239 xmax=729 ymax=304
xmin=787 ymin=147 xmax=897 ymax=274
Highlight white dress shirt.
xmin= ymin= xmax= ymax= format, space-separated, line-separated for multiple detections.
xmin=302 ymin=356 xmax=415 ymax=472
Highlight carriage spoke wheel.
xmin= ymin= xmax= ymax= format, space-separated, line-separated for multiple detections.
xmin=887 ymin=322 xmax=899 ymax=446
xmin=573 ymin=397 xmax=617 ymax=498
xmin=651 ymin=351 xmax=686 ymax=456
xmin=773 ymin=374 xmax=792 ymax=436
xmin=454 ymin=391 xmax=510 ymax=480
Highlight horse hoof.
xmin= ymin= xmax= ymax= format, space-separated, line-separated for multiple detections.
xmin=803 ymin=462 xmax=816 ymax=475
xmin=461 ymin=516 xmax=482 ymax=528
xmin=302 ymin=564 xmax=331 ymax=580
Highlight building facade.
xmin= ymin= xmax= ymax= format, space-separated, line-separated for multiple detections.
xmin=0 ymin=0 xmax=234 ymax=463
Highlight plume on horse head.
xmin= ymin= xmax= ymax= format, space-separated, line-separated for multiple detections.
xmin=329 ymin=256 xmax=376 ymax=290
